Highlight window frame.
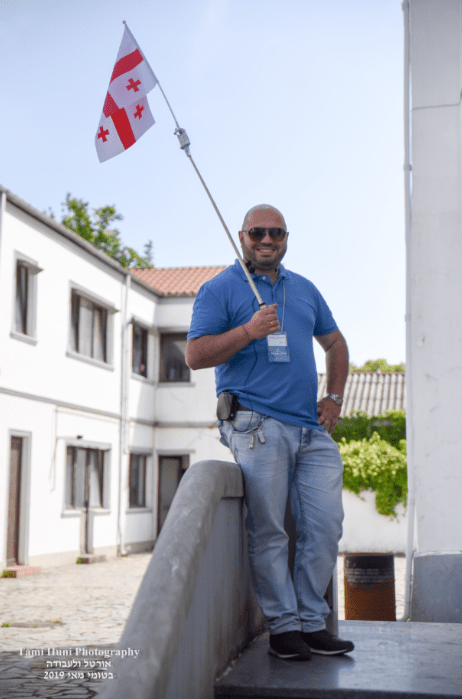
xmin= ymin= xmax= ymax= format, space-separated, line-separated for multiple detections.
xmin=132 ymin=322 xmax=148 ymax=378
xmin=11 ymin=253 xmax=43 ymax=344
xmin=127 ymin=448 xmax=153 ymax=513
xmin=67 ymin=283 xmax=118 ymax=369
xmin=159 ymin=332 xmax=190 ymax=384
xmin=63 ymin=441 xmax=111 ymax=514
xmin=157 ymin=453 xmax=189 ymax=533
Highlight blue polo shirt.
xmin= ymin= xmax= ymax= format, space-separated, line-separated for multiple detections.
xmin=187 ymin=260 xmax=338 ymax=429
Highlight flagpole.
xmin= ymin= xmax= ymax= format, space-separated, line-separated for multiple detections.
xmin=173 ymin=122 xmax=266 ymax=309
xmin=121 ymin=22 xmax=266 ymax=309
xmin=186 ymin=154 xmax=266 ymax=309
xmin=171 ymin=122 xmax=266 ymax=309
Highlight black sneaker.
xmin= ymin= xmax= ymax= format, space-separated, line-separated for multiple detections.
xmin=269 ymin=631 xmax=312 ymax=660
xmin=301 ymin=629 xmax=354 ymax=656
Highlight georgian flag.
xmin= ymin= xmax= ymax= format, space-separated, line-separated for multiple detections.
xmin=96 ymin=25 xmax=157 ymax=162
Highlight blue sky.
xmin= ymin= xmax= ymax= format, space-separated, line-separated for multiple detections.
xmin=0 ymin=0 xmax=405 ymax=369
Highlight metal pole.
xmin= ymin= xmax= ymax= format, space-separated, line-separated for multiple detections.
xmin=186 ymin=154 xmax=266 ymax=307
xmin=174 ymin=125 xmax=266 ymax=307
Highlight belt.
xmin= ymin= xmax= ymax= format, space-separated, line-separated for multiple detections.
xmin=236 ymin=402 xmax=250 ymax=411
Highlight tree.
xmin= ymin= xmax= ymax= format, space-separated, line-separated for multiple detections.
xmin=59 ymin=194 xmax=153 ymax=269
xmin=350 ymin=358 xmax=405 ymax=373
xmin=143 ymin=239 xmax=154 ymax=266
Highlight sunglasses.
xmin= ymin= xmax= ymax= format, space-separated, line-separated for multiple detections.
xmin=243 ymin=227 xmax=288 ymax=242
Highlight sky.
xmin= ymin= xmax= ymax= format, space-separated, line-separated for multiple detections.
xmin=0 ymin=0 xmax=406 ymax=370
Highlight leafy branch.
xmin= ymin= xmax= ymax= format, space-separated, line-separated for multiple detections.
xmin=59 ymin=194 xmax=153 ymax=270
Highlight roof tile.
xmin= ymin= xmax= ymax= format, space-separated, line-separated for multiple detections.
xmin=131 ymin=265 xmax=227 ymax=296
xmin=317 ymin=372 xmax=406 ymax=417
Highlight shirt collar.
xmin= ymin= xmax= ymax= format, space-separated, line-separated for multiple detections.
xmin=234 ymin=259 xmax=287 ymax=282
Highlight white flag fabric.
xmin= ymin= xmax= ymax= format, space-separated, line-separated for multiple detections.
xmin=96 ymin=25 xmax=157 ymax=162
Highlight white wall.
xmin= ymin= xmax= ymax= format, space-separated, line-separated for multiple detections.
xmin=0 ymin=194 xmax=227 ymax=568
xmin=410 ymin=0 xmax=462 ymax=553
xmin=339 ymin=490 xmax=406 ymax=554
xmin=408 ymin=0 xmax=462 ymax=620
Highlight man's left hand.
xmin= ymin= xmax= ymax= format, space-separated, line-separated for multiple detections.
xmin=317 ymin=397 xmax=341 ymax=435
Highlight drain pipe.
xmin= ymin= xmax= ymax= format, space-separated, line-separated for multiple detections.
xmin=400 ymin=0 xmax=415 ymax=622
xmin=117 ymin=272 xmax=131 ymax=556
xmin=0 ymin=187 xmax=6 ymax=310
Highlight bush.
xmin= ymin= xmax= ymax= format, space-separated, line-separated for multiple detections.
xmin=338 ymin=432 xmax=407 ymax=518
xmin=332 ymin=409 xmax=406 ymax=449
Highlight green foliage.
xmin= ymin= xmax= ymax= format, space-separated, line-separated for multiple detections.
xmin=332 ymin=410 xmax=407 ymax=517
xmin=350 ymin=358 xmax=405 ymax=373
xmin=339 ymin=432 xmax=408 ymax=518
xmin=60 ymin=194 xmax=153 ymax=270
xmin=332 ymin=409 xmax=406 ymax=449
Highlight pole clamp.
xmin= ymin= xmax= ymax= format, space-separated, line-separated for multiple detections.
xmin=174 ymin=128 xmax=191 ymax=156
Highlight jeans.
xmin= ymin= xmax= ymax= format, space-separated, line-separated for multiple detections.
xmin=219 ymin=411 xmax=344 ymax=634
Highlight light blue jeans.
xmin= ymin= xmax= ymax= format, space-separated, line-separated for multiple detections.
xmin=219 ymin=411 xmax=344 ymax=634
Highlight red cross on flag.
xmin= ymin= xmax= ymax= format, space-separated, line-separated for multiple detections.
xmin=96 ymin=24 xmax=157 ymax=162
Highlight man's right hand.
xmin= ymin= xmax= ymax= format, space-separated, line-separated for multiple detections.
xmin=244 ymin=304 xmax=280 ymax=340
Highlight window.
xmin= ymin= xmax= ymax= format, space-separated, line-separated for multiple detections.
xmin=159 ymin=333 xmax=190 ymax=382
xmin=15 ymin=263 xmax=29 ymax=334
xmin=13 ymin=257 xmax=42 ymax=339
xmin=129 ymin=453 xmax=147 ymax=508
xmin=132 ymin=323 xmax=148 ymax=377
xmin=71 ymin=292 xmax=108 ymax=362
xmin=157 ymin=455 xmax=189 ymax=532
xmin=65 ymin=447 xmax=107 ymax=509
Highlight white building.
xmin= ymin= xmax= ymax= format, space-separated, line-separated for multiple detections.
xmin=0 ymin=185 xmax=229 ymax=571
xmin=0 ymin=184 xmax=410 ymax=575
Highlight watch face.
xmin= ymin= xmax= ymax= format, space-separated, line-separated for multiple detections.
xmin=328 ymin=394 xmax=342 ymax=405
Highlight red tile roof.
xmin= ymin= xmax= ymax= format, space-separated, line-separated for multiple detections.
xmin=131 ymin=265 xmax=227 ymax=296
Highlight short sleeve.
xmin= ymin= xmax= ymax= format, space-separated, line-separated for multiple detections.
xmin=312 ymin=286 xmax=338 ymax=337
xmin=187 ymin=282 xmax=230 ymax=340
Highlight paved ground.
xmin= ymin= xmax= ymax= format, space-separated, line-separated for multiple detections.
xmin=0 ymin=554 xmax=406 ymax=697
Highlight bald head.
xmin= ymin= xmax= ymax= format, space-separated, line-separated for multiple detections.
xmin=242 ymin=204 xmax=287 ymax=232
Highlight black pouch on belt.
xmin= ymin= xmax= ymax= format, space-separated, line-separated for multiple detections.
xmin=217 ymin=391 xmax=239 ymax=421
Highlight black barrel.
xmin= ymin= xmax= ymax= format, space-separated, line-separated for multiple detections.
xmin=344 ymin=553 xmax=396 ymax=621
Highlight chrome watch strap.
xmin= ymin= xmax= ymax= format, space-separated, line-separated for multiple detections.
xmin=326 ymin=393 xmax=343 ymax=406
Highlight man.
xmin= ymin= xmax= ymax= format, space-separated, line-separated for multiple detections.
xmin=186 ymin=204 xmax=353 ymax=661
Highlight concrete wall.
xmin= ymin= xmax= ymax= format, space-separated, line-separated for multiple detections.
xmin=408 ymin=0 xmax=462 ymax=621
xmin=97 ymin=461 xmax=265 ymax=699
xmin=339 ymin=490 xmax=407 ymax=554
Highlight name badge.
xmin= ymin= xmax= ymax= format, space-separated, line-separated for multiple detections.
xmin=267 ymin=332 xmax=290 ymax=362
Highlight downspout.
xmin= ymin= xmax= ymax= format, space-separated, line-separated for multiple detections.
xmin=400 ymin=0 xmax=416 ymax=622
xmin=0 ymin=188 xmax=6 ymax=304
xmin=118 ymin=272 xmax=131 ymax=556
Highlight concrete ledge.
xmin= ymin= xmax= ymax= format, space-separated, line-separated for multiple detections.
xmin=123 ymin=540 xmax=155 ymax=555
xmin=76 ymin=554 xmax=106 ymax=565
xmin=216 ymin=620 xmax=462 ymax=698
xmin=1 ymin=566 xmax=41 ymax=578
xmin=27 ymin=545 xmax=118 ymax=569
xmin=412 ymin=552 xmax=462 ymax=622
xmin=97 ymin=460 xmax=254 ymax=699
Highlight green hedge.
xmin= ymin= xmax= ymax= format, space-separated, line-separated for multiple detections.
xmin=332 ymin=409 xmax=406 ymax=447
xmin=333 ymin=410 xmax=407 ymax=518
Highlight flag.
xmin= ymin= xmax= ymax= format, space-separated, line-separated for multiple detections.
xmin=96 ymin=25 xmax=157 ymax=162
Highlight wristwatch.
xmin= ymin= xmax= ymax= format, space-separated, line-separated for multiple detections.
xmin=326 ymin=393 xmax=343 ymax=406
